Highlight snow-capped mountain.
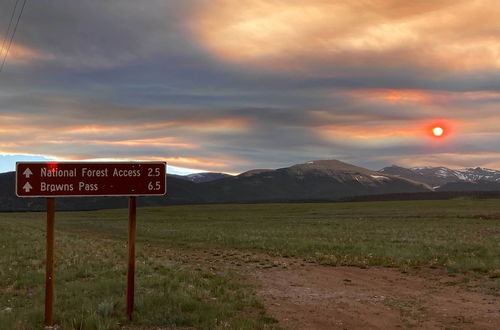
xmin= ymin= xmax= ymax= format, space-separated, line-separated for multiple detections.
xmin=379 ymin=165 xmax=500 ymax=189
xmin=201 ymin=159 xmax=431 ymax=203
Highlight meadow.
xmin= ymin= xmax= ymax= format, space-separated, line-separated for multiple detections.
xmin=1 ymin=198 xmax=499 ymax=329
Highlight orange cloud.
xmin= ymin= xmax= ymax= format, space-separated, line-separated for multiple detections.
xmin=140 ymin=118 xmax=252 ymax=133
xmin=318 ymin=124 xmax=419 ymax=141
xmin=21 ymin=116 xmax=251 ymax=141
xmin=65 ymin=155 xmax=231 ymax=170
xmin=191 ymin=0 xmax=500 ymax=71
xmin=316 ymin=117 xmax=466 ymax=143
xmin=343 ymin=89 xmax=435 ymax=105
xmin=2 ymin=43 xmax=51 ymax=64
xmin=338 ymin=89 xmax=500 ymax=109
xmin=89 ymin=137 xmax=198 ymax=149
xmin=160 ymin=156 xmax=229 ymax=168
xmin=63 ymin=124 xmax=123 ymax=135
xmin=0 ymin=114 xmax=250 ymax=172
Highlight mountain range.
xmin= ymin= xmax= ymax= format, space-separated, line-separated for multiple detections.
xmin=379 ymin=165 xmax=500 ymax=191
xmin=1 ymin=160 xmax=500 ymax=211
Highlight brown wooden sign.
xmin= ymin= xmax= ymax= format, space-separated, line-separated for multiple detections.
xmin=16 ymin=162 xmax=166 ymax=197
xmin=15 ymin=161 xmax=167 ymax=326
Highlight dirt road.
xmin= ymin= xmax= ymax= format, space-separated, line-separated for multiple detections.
xmin=156 ymin=246 xmax=499 ymax=329
xmin=256 ymin=265 xmax=499 ymax=329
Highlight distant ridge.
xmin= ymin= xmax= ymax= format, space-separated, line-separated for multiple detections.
xmin=198 ymin=159 xmax=430 ymax=203
xmin=3 ymin=159 xmax=500 ymax=211
xmin=379 ymin=165 xmax=500 ymax=190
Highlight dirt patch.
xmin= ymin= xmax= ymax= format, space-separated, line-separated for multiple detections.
xmin=144 ymin=245 xmax=499 ymax=329
xmin=255 ymin=266 xmax=500 ymax=329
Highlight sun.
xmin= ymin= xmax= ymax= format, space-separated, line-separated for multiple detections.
xmin=432 ymin=126 xmax=444 ymax=137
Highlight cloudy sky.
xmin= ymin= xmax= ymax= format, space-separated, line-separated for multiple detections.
xmin=1 ymin=0 xmax=499 ymax=174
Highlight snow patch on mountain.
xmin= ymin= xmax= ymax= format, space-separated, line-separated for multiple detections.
xmin=371 ymin=175 xmax=390 ymax=181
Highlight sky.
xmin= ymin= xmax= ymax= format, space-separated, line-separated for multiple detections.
xmin=1 ymin=0 xmax=500 ymax=174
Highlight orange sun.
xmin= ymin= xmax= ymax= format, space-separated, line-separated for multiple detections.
xmin=432 ymin=126 xmax=444 ymax=137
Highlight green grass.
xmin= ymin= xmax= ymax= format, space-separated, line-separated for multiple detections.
xmin=1 ymin=199 xmax=500 ymax=328
xmin=56 ymin=199 xmax=500 ymax=272
xmin=0 ymin=211 xmax=275 ymax=329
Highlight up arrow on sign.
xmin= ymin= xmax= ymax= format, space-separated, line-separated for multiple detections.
xmin=23 ymin=182 xmax=33 ymax=193
xmin=23 ymin=168 xmax=33 ymax=178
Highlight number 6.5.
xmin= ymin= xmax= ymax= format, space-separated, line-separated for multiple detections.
xmin=148 ymin=181 xmax=161 ymax=190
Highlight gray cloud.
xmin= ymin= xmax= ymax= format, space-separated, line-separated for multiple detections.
xmin=0 ymin=0 xmax=500 ymax=172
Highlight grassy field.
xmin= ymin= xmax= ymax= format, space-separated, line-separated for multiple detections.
xmin=1 ymin=198 xmax=499 ymax=329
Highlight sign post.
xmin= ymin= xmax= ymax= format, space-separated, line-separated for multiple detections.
xmin=126 ymin=196 xmax=136 ymax=321
xmin=45 ymin=198 xmax=55 ymax=326
xmin=16 ymin=162 xmax=167 ymax=326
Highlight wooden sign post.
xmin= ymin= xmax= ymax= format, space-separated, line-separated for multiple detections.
xmin=126 ymin=196 xmax=137 ymax=321
xmin=45 ymin=198 xmax=55 ymax=326
xmin=16 ymin=162 xmax=167 ymax=326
